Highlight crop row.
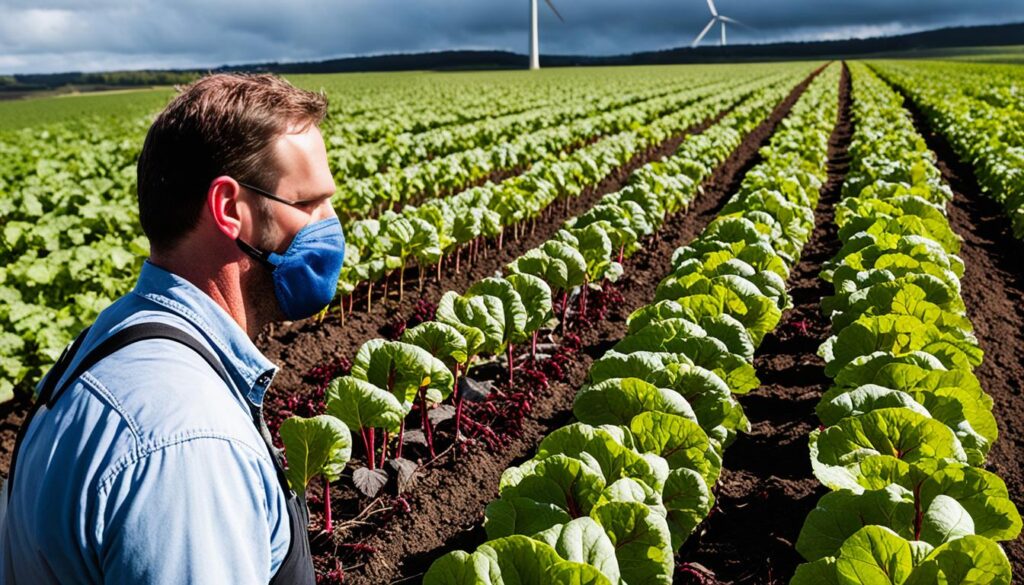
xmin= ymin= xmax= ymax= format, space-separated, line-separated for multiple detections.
xmin=327 ymin=72 xmax=718 ymax=185
xmin=314 ymin=66 xmax=728 ymax=146
xmin=335 ymin=69 xmax=803 ymax=301
xmin=790 ymin=63 xmax=1021 ymax=585
xmin=871 ymin=61 xmax=1024 ymax=239
xmin=412 ymin=63 xmax=840 ymax=584
xmin=272 ymin=65 xmax=821 ymax=562
xmin=330 ymin=69 xmax=783 ymax=219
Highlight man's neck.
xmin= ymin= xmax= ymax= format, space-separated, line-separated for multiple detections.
xmin=147 ymin=252 xmax=268 ymax=340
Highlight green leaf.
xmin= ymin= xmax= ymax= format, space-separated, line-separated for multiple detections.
xmin=810 ymin=408 xmax=968 ymax=492
xmin=401 ymin=321 xmax=470 ymax=366
xmin=437 ymin=291 xmax=507 ymax=356
xmin=536 ymin=423 xmax=663 ymax=491
xmin=920 ymin=464 xmax=1022 ymax=542
xmin=591 ymin=501 xmax=673 ymax=585
xmin=629 ymin=411 xmax=720 ymax=487
xmin=533 ymin=517 xmax=621 ymax=583
xmin=485 ymin=497 xmax=573 ymax=540
xmin=351 ymin=339 xmax=452 ymax=404
xmin=797 ymin=485 xmax=916 ymax=561
xmin=279 ymin=415 xmax=352 ymax=495
xmin=834 ymin=525 xmax=915 ymax=585
xmin=573 ymin=377 xmax=696 ymax=426
xmin=468 ymin=277 xmax=529 ymax=345
xmin=661 ymin=467 xmax=713 ymax=550
xmin=905 ymin=534 xmax=1012 ymax=585
xmin=505 ymin=272 xmax=554 ymax=334
xmin=791 ymin=558 xmax=840 ymax=585
xmin=499 ymin=455 xmax=606 ymax=519
xmin=325 ymin=376 xmax=407 ymax=433
xmin=424 ymin=535 xmax=614 ymax=585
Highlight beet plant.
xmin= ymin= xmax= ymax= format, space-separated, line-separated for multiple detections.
xmin=326 ymin=339 xmax=452 ymax=479
xmin=279 ymin=414 xmax=352 ymax=534
xmin=401 ymin=321 xmax=474 ymax=440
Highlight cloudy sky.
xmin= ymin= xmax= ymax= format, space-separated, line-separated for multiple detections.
xmin=0 ymin=0 xmax=1017 ymax=75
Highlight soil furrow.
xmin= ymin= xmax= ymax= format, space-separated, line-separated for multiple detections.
xmin=890 ymin=81 xmax=1024 ymax=576
xmin=675 ymin=62 xmax=852 ymax=585
xmin=344 ymin=66 xmax=824 ymax=585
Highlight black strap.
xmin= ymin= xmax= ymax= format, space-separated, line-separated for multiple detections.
xmin=7 ymin=321 xmax=314 ymax=583
xmin=236 ymin=238 xmax=277 ymax=270
xmin=8 ymin=322 xmax=286 ymax=500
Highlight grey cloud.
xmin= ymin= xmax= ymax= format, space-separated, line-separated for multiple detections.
xmin=0 ymin=0 xmax=1016 ymax=74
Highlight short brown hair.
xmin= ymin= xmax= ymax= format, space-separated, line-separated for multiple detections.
xmin=137 ymin=73 xmax=328 ymax=251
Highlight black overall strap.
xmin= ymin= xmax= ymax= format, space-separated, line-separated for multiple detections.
xmin=9 ymin=323 xmax=240 ymax=501
xmin=7 ymin=321 xmax=315 ymax=584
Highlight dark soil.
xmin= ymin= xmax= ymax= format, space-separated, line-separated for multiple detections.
xmin=893 ymin=82 xmax=1024 ymax=577
xmin=336 ymin=67 xmax=825 ymax=585
xmin=675 ymin=63 xmax=851 ymax=585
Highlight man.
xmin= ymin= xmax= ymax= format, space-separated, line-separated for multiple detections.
xmin=1 ymin=73 xmax=345 ymax=584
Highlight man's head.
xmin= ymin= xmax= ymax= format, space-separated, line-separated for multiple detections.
xmin=138 ymin=73 xmax=339 ymax=333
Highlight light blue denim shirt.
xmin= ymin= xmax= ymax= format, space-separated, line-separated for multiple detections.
xmin=1 ymin=261 xmax=290 ymax=584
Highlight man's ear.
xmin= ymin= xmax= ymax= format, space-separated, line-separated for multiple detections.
xmin=207 ymin=176 xmax=243 ymax=240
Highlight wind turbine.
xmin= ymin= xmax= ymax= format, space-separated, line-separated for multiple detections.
xmin=530 ymin=0 xmax=564 ymax=70
xmin=691 ymin=0 xmax=744 ymax=47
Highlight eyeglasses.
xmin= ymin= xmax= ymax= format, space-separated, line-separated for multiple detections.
xmin=237 ymin=181 xmax=311 ymax=207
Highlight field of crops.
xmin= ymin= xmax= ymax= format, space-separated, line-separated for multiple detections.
xmin=1 ymin=59 xmax=1022 ymax=584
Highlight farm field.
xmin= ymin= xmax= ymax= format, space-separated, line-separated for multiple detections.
xmin=1 ymin=58 xmax=1023 ymax=585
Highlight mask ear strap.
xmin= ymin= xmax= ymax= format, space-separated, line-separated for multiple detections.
xmin=236 ymin=238 xmax=277 ymax=270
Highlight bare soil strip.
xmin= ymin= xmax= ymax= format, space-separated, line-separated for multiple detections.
xmin=674 ymin=63 xmax=851 ymax=585
xmin=893 ymin=82 xmax=1024 ymax=576
xmin=344 ymin=67 xmax=825 ymax=585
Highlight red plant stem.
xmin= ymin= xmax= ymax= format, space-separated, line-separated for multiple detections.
xmin=507 ymin=343 xmax=515 ymax=385
xmin=380 ymin=430 xmax=389 ymax=468
xmin=455 ymin=245 xmax=461 ymax=274
xmin=396 ymin=419 xmax=406 ymax=459
xmin=560 ymin=291 xmax=570 ymax=331
xmin=323 ymin=477 xmax=333 ymax=533
xmin=368 ymin=427 xmax=376 ymax=470
xmin=617 ymin=244 xmax=624 ymax=264
xmin=360 ymin=427 xmax=375 ymax=470
xmin=531 ymin=331 xmax=538 ymax=360
xmin=452 ymin=365 xmax=463 ymax=439
xmin=580 ymin=276 xmax=589 ymax=317
xmin=419 ymin=387 xmax=436 ymax=458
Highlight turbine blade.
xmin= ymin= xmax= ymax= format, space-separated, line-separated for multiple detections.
xmin=544 ymin=0 xmax=565 ymax=22
xmin=706 ymin=0 xmax=718 ymax=17
xmin=692 ymin=18 xmax=716 ymax=47
xmin=718 ymin=15 xmax=754 ymax=29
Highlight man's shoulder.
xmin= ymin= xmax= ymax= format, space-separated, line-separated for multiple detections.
xmin=66 ymin=309 xmax=270 ymax=465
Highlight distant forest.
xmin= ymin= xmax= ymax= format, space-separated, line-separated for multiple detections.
xmin=3 ymin=21 xmax=1021 ymax=94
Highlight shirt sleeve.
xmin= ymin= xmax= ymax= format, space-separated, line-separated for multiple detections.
xmin=94 ymin=435 xmax=291 ymax=585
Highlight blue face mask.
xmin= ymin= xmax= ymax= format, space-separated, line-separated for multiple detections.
xmin=236 ymin=217 xmax=345 ymax=321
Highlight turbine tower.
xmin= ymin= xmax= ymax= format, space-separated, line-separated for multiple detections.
xmin=530 ymin=0 xmax=564 ymax=70
xmin=691 ymin=0 xmax=744 ymax=48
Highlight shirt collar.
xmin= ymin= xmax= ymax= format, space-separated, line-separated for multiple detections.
xmin=130 ymin=260 xmax=278 ymax=406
